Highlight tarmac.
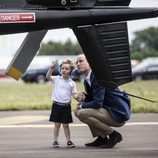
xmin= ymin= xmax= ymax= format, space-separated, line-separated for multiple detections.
xmin=0 ymin=110 xmax=158 ymax=158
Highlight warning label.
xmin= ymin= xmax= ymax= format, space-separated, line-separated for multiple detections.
xmin=0 ymin=13 xmax=35 ymax=23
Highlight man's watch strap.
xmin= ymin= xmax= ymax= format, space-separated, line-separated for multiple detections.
xmin=79 ymin=104 xmax=82 ymax=109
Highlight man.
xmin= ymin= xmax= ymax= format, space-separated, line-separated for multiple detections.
xmin=75 ymin=54 xmax=131 ymax=148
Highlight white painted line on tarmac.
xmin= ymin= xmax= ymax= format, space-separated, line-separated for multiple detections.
xmin=0 ymin=122 xmax=158 ymax=128
xmin=0 ymin=115 xmax=48 ymax=125
xmin=126 ymin=122 xmax=158 ymax=126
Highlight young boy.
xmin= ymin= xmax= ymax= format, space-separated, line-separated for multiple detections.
xmin=46 ymin=58 xmax=77 ymax=148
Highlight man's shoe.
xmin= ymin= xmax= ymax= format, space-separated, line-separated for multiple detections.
xmin=100 ymin=130 xmax=122 ymax=148
xmin=85 ymin=136 xmax=108 ymax=147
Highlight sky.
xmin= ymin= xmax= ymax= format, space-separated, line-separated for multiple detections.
xmin=0 ymin=0 xmax=158 ymax=56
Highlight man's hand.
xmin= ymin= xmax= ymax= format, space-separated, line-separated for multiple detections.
xmin=76 ymin=92 xmax=86 ymax=102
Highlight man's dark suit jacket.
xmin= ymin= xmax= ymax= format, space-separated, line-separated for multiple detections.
xmin=82 ymin=72 xmax=131 ymax=123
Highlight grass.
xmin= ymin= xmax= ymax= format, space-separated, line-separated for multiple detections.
xmin=120 ymin=80 xmax=158 ymax=113
xmin=0 ymin=80 xmax=158 ymax=112
xmin=0 ymin=81 xmax=84 ymax=111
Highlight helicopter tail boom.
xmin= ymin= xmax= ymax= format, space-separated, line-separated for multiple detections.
xmin=0 ymin=7 xmax=157 ymax=35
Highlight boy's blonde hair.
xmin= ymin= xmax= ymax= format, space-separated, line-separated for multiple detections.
xmin=61 ymin=58 xmax=75 ymax=72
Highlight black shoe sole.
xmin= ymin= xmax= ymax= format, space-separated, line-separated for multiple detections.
xmin=100 ymin=136 xmax=123 ymax=148
xmin=85 ymin=141 xmax=107 ymax=147
xmin=85 ymin=144 xmax=100 ymax=147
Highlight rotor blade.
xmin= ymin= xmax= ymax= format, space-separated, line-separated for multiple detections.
xmin=27 ymin=0 xmax=131 ymax=7
xmin=0 ymin=0 xmax=27 ymax=7
xmin=6 ymin=30 xmax=47 ymax=80
xmin=73 ymin=22 xmax=132 ymax=89
xmin=96 ymin=0 xmax=131 ymax=6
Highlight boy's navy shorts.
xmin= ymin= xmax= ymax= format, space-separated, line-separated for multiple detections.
xmin=49 ymin=102 xmax=73 ymax=123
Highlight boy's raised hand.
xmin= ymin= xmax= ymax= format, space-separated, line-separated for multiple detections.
xmin=50 ymin=61 xmax=56 ymax=69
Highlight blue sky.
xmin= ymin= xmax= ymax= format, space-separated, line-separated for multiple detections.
xmin=0 ymin=0 xmax=158 ymax=56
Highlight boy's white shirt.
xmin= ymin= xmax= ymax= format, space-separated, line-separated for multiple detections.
xmin=50 ymin=75 xmax=77 ymax=103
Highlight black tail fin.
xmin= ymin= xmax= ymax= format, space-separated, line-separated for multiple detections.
xmin=73 ymin=22 xmax=132 ymax=89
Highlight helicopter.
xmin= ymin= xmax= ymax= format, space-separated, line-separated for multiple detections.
xmin=0 ymin=0 xmax=158 ymax=89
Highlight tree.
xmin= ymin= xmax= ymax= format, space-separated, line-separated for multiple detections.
xmin=130 ymin=27 xmax=158 ymax=60
xmin=38 ymin=39 xmax=82 ymax=55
